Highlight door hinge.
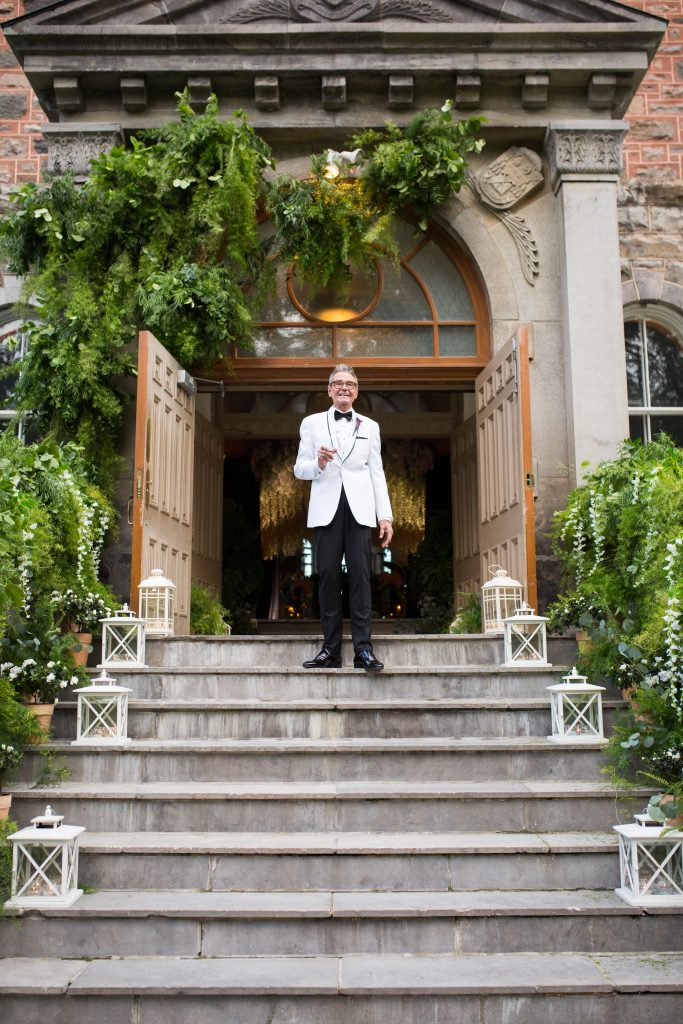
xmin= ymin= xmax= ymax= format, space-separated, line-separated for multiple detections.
xmin=525 ymin=471 xmax=535 ymax=488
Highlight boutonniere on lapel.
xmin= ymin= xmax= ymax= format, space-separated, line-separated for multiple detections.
xmin=353 ymin=416 xmax=363 ymax=436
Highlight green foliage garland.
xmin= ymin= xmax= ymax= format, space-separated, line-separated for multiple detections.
xmin=267 ymin=103 xmax=485 ymax=288
xmin=0 ymin=93 xmax=272 ymax=493
xmin=353 ymin=101 xmax=485 ymax=230
xmin=547 ymin=436 xmax=683 ymax=791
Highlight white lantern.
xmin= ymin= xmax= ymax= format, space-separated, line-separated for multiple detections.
xmin=100 ymin=603 xmax=146 ymax=669
xmin=502 ymin=603 xmax=549 ymax=667
xmin=481 ymin=566 xmax=523 ymax=634
xmin=547 ymin=667 xmax=605 ymax=742
xmin=614 ymin=823 xmax=683 ymax=906
xmin=138 ymin=568 xmax=175 ymax=636
xmin=73 ymin=669 xmax=132 ymax=745
xmin=5 ymin=805 xmax=85 ymax=908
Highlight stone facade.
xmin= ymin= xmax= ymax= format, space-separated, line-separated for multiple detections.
xmin=0 ymin=1 xmax=678 ymax=612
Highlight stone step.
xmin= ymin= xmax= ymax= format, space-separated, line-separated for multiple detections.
xmin=51 ymin=696 xmax=622 ymax=741
xmin=7 ymin=780 xmax=645 ymax=834
xmin=145 ymin=634 xmax=579 ymax=669
xmin=2 ymin=890 xmax=680 ymax=958
xmin=88 ymin=665 xmax=576 ymax=701
xmin=73 ymin=829 xmax=621 ymax=892
xmin=1 ymin=952 xmax=682 ymax=1024
xmin=16 ymin=736 xmax=609 ymax=783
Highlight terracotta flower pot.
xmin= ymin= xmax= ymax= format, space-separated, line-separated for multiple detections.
xmin=22 ymin=702 xmax=55 ymax=740
xmin=70 ymin=632 xmax=93 ymax=667
xmin=0 ymin=793 xmax=11 ymax=819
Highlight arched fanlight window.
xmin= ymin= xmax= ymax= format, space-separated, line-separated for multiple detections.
xmin=237 ymin=220 xmax=489 ymax=370
xmin=624 ymin=303 xmax=683 ymax=447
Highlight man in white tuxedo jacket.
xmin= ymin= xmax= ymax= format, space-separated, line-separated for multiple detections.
xmin=294 ymin=364 xmax=393 ymax=671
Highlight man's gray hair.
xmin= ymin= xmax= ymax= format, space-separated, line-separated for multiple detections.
xmin=328 ymin=364 xmax=358 ymax=385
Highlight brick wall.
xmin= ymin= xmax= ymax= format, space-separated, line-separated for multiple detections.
xmin=0 ymin=1 xmax=46 ymax=201
xmin=620 ymin=2 xmax=683 ymax=306
xmin=622 ymin=0 xmax=683 ymax=179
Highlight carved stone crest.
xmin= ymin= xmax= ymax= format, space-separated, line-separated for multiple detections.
xmin=474 ymin=147 xmax=543 ymax=211
xmin=230 ymin=0 xmax=451 ymax=23
xmin=467 ymin=147 xmax=545 ymax=286
xmin=293 ymin=0 xmax=379 ymax=19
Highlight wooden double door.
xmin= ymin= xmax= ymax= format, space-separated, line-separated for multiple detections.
xmin=130 ymin=328 xmax=536 ymax=632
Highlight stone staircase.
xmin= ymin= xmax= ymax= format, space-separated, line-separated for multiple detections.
xmin=2 ymin=634 xmax=682 ymax=1022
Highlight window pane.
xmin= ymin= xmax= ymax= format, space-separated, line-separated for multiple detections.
xmin=0 ymin=333 xmax=23 ymax=407
xmin=409 ymin=242 xmax=474 ymax=320
xmin=629 ymin=415 xmax=646 ymax=442
xmin=394 ymin=221 xmax=425 ymax=256
xmin=624 ymin=320 xmax=645 ymax=406
xmin=338 ymin=327 xmax=434 ymax=358
xmin=372 ymin=262 xmax=431 ymax=321
xmin=240 ymin=327 xmax=333 ymax=358
xmin=646 ymin=323 xmax=683 ymax=406
xmin=293 ymin=263 xmax=379 ymax=323
xmin=256 ymin=265 xmax=305 ymax=324
xmin=649 ymin=415 xmax=683 ymax=447
xmin=438 ymin=326 xmax=477 ymax=357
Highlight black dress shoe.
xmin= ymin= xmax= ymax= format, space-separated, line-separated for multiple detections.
xmin=303 ymin=648 xmax=342 ymax=669
xmin=353 ymin=649 xmax=384 ymax=672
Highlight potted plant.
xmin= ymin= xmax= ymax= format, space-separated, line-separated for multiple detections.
xmin=0 ymin=676 xmax=40 ymax=815
xmin=1 ymin=621 xmax=85 ymax=734
xmin=51 ymin=587 xmax=113 ymax=666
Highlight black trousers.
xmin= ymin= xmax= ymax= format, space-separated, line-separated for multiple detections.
xmin=315 ymin=488 xmax=372 ymax=656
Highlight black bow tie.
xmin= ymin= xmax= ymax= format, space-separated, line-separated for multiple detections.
xmin=334 ymin=410 xmax=353 ymax=421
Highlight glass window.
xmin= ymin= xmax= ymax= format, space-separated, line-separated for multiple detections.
xmin=624 ymin=306 xmax=683 ymax=444
xmin=243 ymin=219 xmax=482 ymax=363
xmin=0 ymin=324 xmax=28 ymax=428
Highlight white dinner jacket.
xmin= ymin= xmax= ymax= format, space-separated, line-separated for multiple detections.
xmin=294 ymin=407 xmax=393 ymax=528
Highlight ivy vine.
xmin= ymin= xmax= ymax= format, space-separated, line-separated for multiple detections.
xmin=0 ymin=92 xmax=272 ymax=492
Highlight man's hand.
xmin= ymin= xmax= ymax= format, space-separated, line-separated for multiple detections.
xmin=317 ymin=446 xmax=337 ymax=470
xmin=379 ymin=520 xmax=393 ymax=549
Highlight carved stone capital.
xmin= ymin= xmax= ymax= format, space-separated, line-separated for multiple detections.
xmin=545 ymin=121 xmax=628 ymax=189
xmin=42 ymin=124 xmax=124 ymax=180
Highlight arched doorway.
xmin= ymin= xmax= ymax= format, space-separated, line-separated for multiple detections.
xmin=220 ymin=220 xmax=492 ymax=628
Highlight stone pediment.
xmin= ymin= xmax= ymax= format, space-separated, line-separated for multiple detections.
xmin=8 ymin=0 xmax=664 ymax=26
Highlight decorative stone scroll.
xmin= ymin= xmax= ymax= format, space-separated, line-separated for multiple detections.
xmin=42 ymin=124 xmax=124 ymax=180
xmin=230 ymin=0 xmax=451 ymax=22
xmin=468 ymin=147 xmax=544 ymax=286
xmin=545 ymin=124 xmax=627 ymax=187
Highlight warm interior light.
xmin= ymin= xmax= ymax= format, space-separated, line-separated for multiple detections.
xmin=315 ymin=307 xmax=358 ymax=323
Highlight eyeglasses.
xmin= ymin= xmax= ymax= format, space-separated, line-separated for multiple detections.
xmin=330 ymin=380 xmax=358 ymax=390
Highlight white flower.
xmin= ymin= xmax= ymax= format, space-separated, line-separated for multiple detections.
xmin=45 ymin=672 xmax=55 ymax=682
xmin=70 ymin=676 xmax=79 ymax=685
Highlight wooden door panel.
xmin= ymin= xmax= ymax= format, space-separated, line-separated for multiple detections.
xmin=452 ymin=413 xmax=480 ymax=601
xmin=131 ymin=330 xmax=195 ymax=633
xmin=192 ymin=411 xmax=224 ymax=597
xmin=475 ymin=327 xmax=537 ymax=610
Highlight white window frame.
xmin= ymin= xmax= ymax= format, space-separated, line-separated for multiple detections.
xmin=624 ymin=303 xmax=683 ymax=443
xmin=0 ymin=320 xmax=30 ymax=439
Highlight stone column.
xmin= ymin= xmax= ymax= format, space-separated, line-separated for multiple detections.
xmin=41 ymin=124 xmax=124 ymax=181
xmin=545 ymin=121 xmax=629 ymax=483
